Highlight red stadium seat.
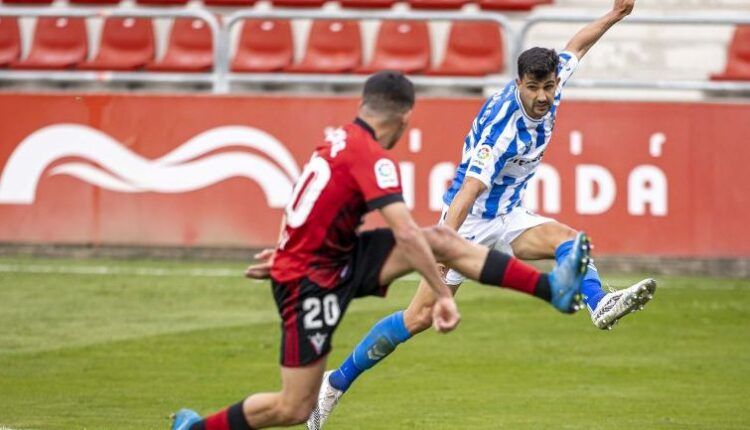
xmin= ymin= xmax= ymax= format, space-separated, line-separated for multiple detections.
xmin=0 ymin=18 xmax=21 ymax=67
xmin=231 ymin=20 xmax=293 ymax=72
xmin=478 ymin=0 xmax=548 ymax=11
xmin=287 ymin=20 xmax=361 ymax=73
xmin=711 ymin=26 xmax=750 ymax=81
xmin=427 ymin=22 xmax=504 ymax=76
xmin=357 ymin=21 xmax=430 ymax=74
xmin=69 ymin=0 xmax=121 ymax=4
xmin=408 ymin=0 xmax=469 ymax=9
xmin=340 ymin=0 xmax=397 ymax=8
xmin=271 ymin=0 xmax=326 ymax=7
xmin=78 ymin=18 xmax=154 ymax=71
xmin=11 ymin=17 xmax=87 ymax=70
xmin=203 ymin=0 xmax=257 ymax=5
xmin=148 ymin=19 xmax=213 ymax=72
xmin=135 ymin=0 xmax=188 ymax=5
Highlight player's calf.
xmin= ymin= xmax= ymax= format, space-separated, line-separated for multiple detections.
xmin=403 ymin=300 xmax=435 ymax=334
xmin=273 ymin=400 xmax=316 ymax=426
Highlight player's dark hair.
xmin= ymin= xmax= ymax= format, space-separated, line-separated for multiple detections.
xmin=517 ymin=47 xmax=558 ymax=80
xmin=362 ymin=71 xmax=415 ymax=115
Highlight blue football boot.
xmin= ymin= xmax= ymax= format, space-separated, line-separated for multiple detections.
xmin=548 ymin=231 xmax=591 ymax=313
xmin=171 ymin=408 xmax=201 ymax=430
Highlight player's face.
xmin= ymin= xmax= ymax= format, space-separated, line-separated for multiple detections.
xmin=516 ymin=73 xmax=559 ymax=119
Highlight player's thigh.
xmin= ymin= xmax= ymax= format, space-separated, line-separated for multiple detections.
xmin=379 ymin=211 xmax=504 ymax=285
xmin=377 ymin=236 xmax=421 ymax=285
xmin=510 ymin=220 xmax=577 ymax=260
xmin=378 ymin=209 xmax=452 ymax=284
xmin=378 ymin=225 xmax=462 ymax=285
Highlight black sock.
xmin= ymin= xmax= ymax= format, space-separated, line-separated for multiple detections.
xmin=534 ymin=274 xmax=551 ymax=301
xmin=190 ymin=401 xmax=254 ymax=430
xmin=478 ymin=249 xmax=549 ymax=300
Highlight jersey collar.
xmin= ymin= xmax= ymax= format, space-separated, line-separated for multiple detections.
xmin=354 ymin=117 xmax=377 ymax=140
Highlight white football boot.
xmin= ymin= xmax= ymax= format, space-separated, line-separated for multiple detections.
xmin=591 ymin=278 xmax=657 ymax=330
xmin=307 ymin=371 xmax=344 ymax=430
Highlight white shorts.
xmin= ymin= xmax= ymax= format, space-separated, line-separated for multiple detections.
xmin=440 ymin=205 xmax=555 ymax=286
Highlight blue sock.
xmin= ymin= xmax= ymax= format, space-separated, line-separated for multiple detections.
xmin=328 ymin=311 xmax=412 ymax=392
xmin=555 ymin=240 xmax=607 ymax=311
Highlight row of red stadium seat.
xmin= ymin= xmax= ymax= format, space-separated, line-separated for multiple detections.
xmin=0 ymin=17 xmax=504 ymax=74
xmin=0 ymin=17 xmax=213 ymax=71
xmin=0 ymin=0 xmax=552 ymax=10
xmin=236 ymin=20 xmax=502 ymax=74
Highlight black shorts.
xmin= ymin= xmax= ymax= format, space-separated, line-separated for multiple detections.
xmin=271 ymin=229 xmax=396 ymax=367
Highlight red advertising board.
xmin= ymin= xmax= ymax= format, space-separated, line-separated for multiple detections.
xmin=0 ymin=93 xmax=748 ymax=257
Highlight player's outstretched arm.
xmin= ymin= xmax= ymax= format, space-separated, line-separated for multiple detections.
xmin=443 ymin=177 xmax=487 ymax=231
xmin=564 ymin=0 xmax=635 ymax=60
xmin=380 ymin=202 xmax=460 ymax=333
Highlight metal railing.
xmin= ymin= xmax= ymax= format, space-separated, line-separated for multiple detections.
xmin=517 ymin=11 xmax=750 ymax=92
xmin=0 ymin=7 xmax=223 ymax=88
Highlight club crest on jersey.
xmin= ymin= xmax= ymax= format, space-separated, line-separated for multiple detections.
xmin=374 ymin=158 xmax=399 ymax=189
xmin=308 ymin=332 xmax=328 ymax=355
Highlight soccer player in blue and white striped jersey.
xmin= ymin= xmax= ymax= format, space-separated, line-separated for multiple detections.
xmin=308 ymin=1 xmax=657 ymax=427
xmin=442 ymin=49 xmax=578 ymax=219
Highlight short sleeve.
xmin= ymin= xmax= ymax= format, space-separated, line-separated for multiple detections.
xmin=350 ymin=149 xmax=404 ymax=210
xmin=465 ymin=103 xmax=517 ymax=188
xmin=557 ymin=51 xmax=579 ymax=87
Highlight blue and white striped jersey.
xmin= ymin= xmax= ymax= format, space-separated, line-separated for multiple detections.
xmin=443 ymin=51 xmax=579 ymax=219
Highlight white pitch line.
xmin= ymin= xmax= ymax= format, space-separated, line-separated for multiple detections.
xmin=0 ymin=263 xmax=424 ymax=282
xmin=0 ymin=263 xmax=241 ymax=278
xmin=0 ymin=264 xmax=743 ymax=289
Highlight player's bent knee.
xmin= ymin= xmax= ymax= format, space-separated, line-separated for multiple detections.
xmin=425 ymin=225 xmax=464 ymax=262
xmin=558 ymin=226 xmax=578 ymax=244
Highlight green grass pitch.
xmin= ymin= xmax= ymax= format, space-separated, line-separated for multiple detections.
xmin=0 ymin=257 xmax=749 ymax=429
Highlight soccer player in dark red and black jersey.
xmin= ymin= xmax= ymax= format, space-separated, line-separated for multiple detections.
xmin=171 ymin=72 xmax=591 ymax=430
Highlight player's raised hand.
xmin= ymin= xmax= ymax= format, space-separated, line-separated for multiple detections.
xmin=613 ymin=0 xmax=634 ymax=17
xmin=432 ymin=295 xmax=461 ymax=333
xmin=244 ymin=248 xmax=275 ymax=279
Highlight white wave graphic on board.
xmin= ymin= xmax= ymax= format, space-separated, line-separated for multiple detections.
xmin=0 ymin=124 xmax=300 ymax=206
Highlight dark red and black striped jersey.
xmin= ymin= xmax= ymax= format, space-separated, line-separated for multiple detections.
xmin=271 ymin=118 xmax=403 ymax=288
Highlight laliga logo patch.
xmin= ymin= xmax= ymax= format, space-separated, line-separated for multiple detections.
xmin=476 ymin=145 xmax=492 ymax=160
xmin=472 ymin=145 xmax=492 ymax=168
xmin=374 ymin=158 xmax=399 ymax=189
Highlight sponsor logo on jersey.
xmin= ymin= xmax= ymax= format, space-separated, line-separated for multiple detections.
xmin=509 ymin=150 xmax=545 ymax=167
xmin=0 ymin=124 xmax=300 ymax=207
xmin=374 ymin=158 xmax=399 ymax=189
